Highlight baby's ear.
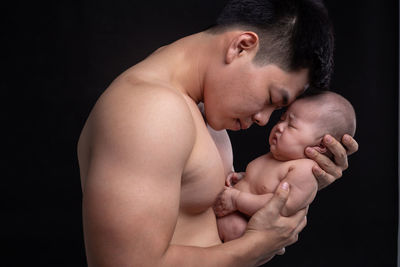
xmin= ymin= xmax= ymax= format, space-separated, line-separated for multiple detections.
xmin=311 ymin=142 xmax=327 ymax=154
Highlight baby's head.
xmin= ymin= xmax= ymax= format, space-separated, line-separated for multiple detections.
xmin=269 ymin=91 xmax=356 ymax=161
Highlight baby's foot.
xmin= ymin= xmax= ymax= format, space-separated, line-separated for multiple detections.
xmin=213 ymin=186 xmax=240 ymax=217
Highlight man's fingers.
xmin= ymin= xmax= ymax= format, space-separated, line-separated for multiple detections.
xmin=276 ymin=247 xmax=286 ymax=255
xmin=280 ymin=207 xmax=308 ymax=246
xmin=288 ymin=205 xmax=308 ymax=224
xmin=312 ymin=165 xmax=336 ymax=190
xmin=268 ymin=182 xmax=290 ymax=213
xmin=294 ymin=210 xmax=307 ymax=233
xmin=342 ymin=134 xmax=359 ymax=155
xmin=323 ymin=135 xmax=348 ymax=170
xmin=305 ymin=147 xmax=342 ymax=178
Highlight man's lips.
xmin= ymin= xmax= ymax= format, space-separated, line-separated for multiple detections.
xmin=232 ymin=119 xmax=251 ymax=131
xmin=238 ymin=119 xmax=251 ymax=130
xmin=233 ymin=119 xmax=241 ymax=131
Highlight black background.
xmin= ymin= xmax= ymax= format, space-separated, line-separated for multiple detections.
xmin=3 ymin=0 xmax=398 ymax=266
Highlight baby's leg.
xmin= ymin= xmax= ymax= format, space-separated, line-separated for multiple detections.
xmin=217 ymin=211 xmax=248 ymax=242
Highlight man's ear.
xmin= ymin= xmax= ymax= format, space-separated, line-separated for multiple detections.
xmin=311 ymin=142 xmax=328 ymax=154
xmin=225 ymin=32 xmax=259 ymax=64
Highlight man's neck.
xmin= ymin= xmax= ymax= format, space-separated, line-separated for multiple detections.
xmin=140 ymin=31 xmax=222 ymax=104
xmin=169 ymin=32 xmax=217 ymax=103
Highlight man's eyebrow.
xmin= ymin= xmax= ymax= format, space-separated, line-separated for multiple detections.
xmin=279 ymin=89 xmax=289 ymax=105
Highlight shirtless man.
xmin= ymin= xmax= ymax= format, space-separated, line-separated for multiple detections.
xmin=77 ymin=0 xmax=358 ymax=266
xmin=214 ymin=91 xmax=356 ymax=242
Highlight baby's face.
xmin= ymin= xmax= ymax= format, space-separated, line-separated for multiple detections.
xmin=268 ymin=99 xmax=323 ymax=161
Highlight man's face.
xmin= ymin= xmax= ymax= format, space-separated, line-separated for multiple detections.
xmin=268 ymin=99 xmax=322 ymax=161
xmin=203 ymin=61 xmax=309 ymax=131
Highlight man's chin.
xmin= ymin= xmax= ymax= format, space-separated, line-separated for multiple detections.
xmin=223 ymin=120 xmax=241 ymax=131
xmin=206 ymin=121 xmax=224 ymax=131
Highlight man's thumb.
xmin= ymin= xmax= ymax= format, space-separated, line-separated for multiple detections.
xmin=271 ymin=182 xmax=290 ymax=211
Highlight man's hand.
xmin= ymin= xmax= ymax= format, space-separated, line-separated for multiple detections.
xmin=305 ymin=134 xmax=359 ymax=189
xmin=245 ymin=182 xmax=308 ymax=265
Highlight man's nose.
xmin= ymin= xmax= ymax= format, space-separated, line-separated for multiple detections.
xmin=252 ymin=108 xmax=273 ymax=126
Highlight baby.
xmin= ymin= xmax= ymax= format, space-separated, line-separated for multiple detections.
xmin=214 ymin=91 xmax=356 ymax=242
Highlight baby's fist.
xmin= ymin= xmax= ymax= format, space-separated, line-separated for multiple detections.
xmin=213 ymin=186 xmax=239 ymax=217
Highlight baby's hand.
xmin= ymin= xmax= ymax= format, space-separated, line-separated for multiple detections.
xmin=226 ymin=172 xmax=246 ymax=187
xmin=213 ymin=186 xmax=240 ymax=217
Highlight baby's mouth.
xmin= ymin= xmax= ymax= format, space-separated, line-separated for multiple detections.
xmin=270 ymin=132 xmax=278 ymax=145
xmin=272 ymin=136 xmax=277 ymax=145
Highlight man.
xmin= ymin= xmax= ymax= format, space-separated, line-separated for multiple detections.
xmin=77 ymin=0 xmax=358 ymax=266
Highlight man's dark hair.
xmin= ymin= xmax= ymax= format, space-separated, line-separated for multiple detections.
xmin=208 ymin=0 xmax=334 ymax=90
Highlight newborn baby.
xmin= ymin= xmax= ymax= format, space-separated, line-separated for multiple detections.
xmin=214 ymin=91 xmax=356 ymax=242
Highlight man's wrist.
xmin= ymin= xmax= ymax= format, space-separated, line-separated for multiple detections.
xmin=235 ymin=230 xmax=276 ymax=266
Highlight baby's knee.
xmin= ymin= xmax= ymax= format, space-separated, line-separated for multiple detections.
xmin=217 ymin=213 xmax=248 ymax=242
xmin=229 ymin=219 xmax=247 ymax=239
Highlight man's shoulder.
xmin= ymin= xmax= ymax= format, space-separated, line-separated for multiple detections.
xmin=99 ymin=78 xmax=194 ymax=122
xmin=87 ymin=79 xmax=197 ymax=148
xmin=105 ymin=77 xmax=192 ymax=114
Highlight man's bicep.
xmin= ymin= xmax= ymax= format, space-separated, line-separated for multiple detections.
xmin=82 ymin=90 xmax=195 ymax=265
xmin=83 ymin=166 xmax=182 ymax=266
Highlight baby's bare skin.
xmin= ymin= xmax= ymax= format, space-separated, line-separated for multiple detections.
xmin=217 ymin=154 xmax=317 ymax=216
xmin=215 ymin=154 xmax=317 ymax=242
xmin=214 ymin=92 xmax=357 ymax=242
xmin=214 ymin=186 xmax=241 ymax=217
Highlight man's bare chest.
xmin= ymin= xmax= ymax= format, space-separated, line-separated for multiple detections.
xmin=179 ymin=101 xmax=227 ymax=214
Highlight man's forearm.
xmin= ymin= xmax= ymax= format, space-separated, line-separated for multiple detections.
xmin=162 ymin=233 xmax=276 ymax=267
xmin=87 ymin=228 xmax=277 ymax=267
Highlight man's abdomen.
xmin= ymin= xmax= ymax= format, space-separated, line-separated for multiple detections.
xmin=171 ymin=208 xmax=222 ymax=247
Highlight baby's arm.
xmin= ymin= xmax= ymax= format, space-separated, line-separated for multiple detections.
xmin=280 ymin=159 xmax=318 ymax=217
xmin=213 ymin=186 xmax=274 ymax=217
xmin=235 ymin=190 xmax=274 ymax=216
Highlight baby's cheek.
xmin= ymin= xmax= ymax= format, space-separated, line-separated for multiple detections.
xmin=285 ymin=142 xmax=305 ymax=159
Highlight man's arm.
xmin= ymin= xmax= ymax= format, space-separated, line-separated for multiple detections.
xmin=81 ymin=86 xmax=307 ymax=267
xmin=81 ymin=87 xmax=195 ymax=266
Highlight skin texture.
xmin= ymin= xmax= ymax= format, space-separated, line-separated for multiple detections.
xmin=77 ymin=30 xmax=358 ymax=266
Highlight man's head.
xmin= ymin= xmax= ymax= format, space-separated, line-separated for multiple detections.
xmin=208 ymin=0 xmax=334 ymax=90
xmin=202 ymin=0 xmax=334 ymax=131
xmin=269 ymin=91 xmax=356 ymax=161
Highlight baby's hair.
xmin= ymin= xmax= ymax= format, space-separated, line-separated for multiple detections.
xmin=299 ymin=90 xmax=356 ymax=141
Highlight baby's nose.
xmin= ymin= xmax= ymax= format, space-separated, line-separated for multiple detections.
xmin=277 ymin=122 xmax=285 ymax=132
